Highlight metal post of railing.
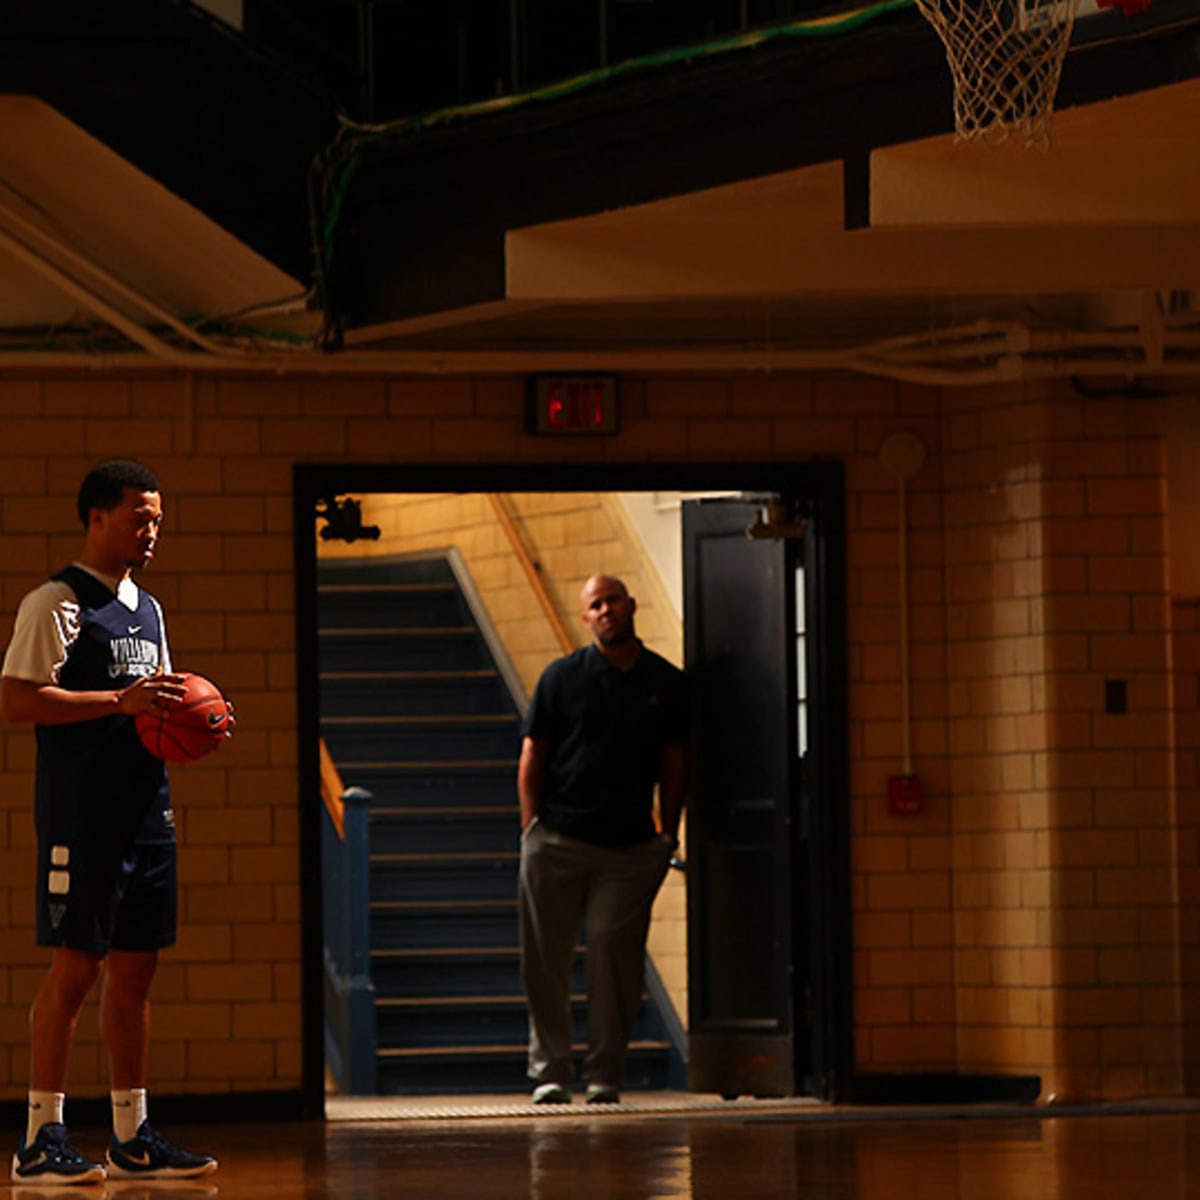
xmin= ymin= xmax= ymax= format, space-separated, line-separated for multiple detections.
xmin=341 ymin=785 xmax=377 ymax=1093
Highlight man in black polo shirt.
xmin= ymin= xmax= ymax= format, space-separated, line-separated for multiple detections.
xmin=518 ymin=574 xmax=687 ymax=1105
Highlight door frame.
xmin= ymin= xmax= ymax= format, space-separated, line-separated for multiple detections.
xmin=293 ymin=460 xmax=851 ymax=1114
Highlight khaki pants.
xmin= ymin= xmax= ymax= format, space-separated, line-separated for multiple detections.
xmin=519 ymin=821 xmax=672 ymax=1089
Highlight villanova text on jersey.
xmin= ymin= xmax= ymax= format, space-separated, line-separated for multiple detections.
xmin=107 ymin=630 xmax=162 ymax=679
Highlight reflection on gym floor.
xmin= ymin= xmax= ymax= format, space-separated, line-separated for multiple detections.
xmin=24 ymin=1103 xmax=1200 ymax=1199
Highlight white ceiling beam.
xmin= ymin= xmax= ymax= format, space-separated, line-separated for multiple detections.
xmin=506 ymin=222 xmax=1200 ymax=301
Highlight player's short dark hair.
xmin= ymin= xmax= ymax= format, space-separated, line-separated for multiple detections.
xmin=76 ymin=460 xmax=161 ymax=528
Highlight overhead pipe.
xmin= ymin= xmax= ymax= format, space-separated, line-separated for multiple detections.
xmin=0 ymin=344 xmax=1197 ymax=383
xmin=0 ymin=222 xmax=218 ymax=368
xmin=0 ymin=194 xmax=280 ymax=361
xmin=0 ymin=204 xmax=1198 ymax=383
xmin=878 ymin=432 xmax=927 ymax=818
xmin=878 ymin=432 xmax=926 ymax=780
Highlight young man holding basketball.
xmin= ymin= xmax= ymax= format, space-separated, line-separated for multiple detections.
xmin=1 ymin=459 xmax=217 ymax=1184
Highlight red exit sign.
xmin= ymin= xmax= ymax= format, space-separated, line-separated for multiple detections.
xmin=528 ymin=375 xmax=619 ymax=435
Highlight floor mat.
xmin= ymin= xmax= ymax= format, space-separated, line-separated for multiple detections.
xmin=325 ymin=1091 xmax=821 ymax=1122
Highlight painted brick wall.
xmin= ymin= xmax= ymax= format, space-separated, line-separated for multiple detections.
xmin=0 ymin=375 xmax=305 ymax=1097
xmin=0 ymin=369 xmax=1194 ymax=1103
xmin=850 ymin=390 xmax=954 ymax=1072
xmin=941 ymin=387 xmax=1179 ymax=1100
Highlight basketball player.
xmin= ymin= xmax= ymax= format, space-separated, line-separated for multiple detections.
xmin=518 ymin=574 xmax=687 ymax=1105
xmin=1 ymin=460 xmax=218 ymax=1184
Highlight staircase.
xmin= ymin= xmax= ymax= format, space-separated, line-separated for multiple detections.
xmin=318 ymin=551 xmax=675 ymax=1095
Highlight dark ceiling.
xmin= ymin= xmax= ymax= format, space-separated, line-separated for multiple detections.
xmin=315 ymin=0 xmax=1200 ymax=337
xmin=1 ymin=0 xmax=1196 ymax=378
xmin=0 ymin=0 xmax=337 ymax=279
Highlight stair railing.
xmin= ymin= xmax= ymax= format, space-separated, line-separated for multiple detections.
xmin=487 ymin=493 xmax=575 ymax=654
xmin=320 ymin=738 xmax=378 ymax=1094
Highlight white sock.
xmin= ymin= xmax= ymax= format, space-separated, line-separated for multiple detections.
xmin=26 ymin=1091 xmax=65 ymax=1145
xmin=111 ymin=1088 xmax=148 ymax=1143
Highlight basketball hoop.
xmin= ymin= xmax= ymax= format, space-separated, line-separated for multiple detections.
xmin=913 ymin=0 xmax=1082 ymax=148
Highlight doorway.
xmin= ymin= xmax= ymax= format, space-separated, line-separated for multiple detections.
xmin=294 ymin=461 xmax=851 ymax=1114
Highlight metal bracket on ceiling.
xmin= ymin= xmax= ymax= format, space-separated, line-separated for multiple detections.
xmin=316 ymin=495 xmax=381 ymax=543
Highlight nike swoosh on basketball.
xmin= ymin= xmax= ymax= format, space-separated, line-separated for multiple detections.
xmin=207 ymin=711 xmax=225 ymax=726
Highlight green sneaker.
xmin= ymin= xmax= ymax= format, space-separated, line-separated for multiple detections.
xmin=531 ymin=1083 xmax=572 ymax=1105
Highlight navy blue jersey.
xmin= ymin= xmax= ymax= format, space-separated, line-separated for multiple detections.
xmin=35 ymin=566 xmax=172 ymax=847
xmin=521 ymin=644 xmax=687 ymax=847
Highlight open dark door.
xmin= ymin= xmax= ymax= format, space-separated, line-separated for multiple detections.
xmin=683 ymin=493 xmax=848 ymax=1099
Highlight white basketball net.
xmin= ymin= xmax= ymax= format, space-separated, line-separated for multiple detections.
xmin=914 ymin=0 xmax=1082 ymax=148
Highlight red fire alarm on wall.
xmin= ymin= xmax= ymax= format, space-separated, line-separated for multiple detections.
xmin=887 ymin=774 xmax=923 ymax=816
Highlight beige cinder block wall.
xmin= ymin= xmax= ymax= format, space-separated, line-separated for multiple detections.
xmin=941 ymin=387 xmax=1179 ymax=1101
xmin=849 ymin=392 xmax=956 ymax=1072
xmin=0 ymin=370 xmax=1195 ymax=1103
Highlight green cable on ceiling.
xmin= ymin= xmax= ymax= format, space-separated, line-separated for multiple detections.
xmin=195 ymin=322 xmax=316 ymax=347
xmin=320 ymin=0 xmax=916 ymax=265
xmin=338 ymin=0 xmax=916 ymax=141
xmin=320 ymin=153 xmax=360 ymax=273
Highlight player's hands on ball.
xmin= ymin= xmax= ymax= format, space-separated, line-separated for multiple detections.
xmin=117 ymin=671 xmax=188 ymax=715
xmin=135 ymin=672 xmax=234 ymax=763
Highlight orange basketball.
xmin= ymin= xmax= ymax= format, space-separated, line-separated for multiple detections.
xmin=136 ymin=673 xmax=234 ymax=764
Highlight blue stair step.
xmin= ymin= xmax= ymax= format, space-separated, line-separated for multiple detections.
xmin=368 ymin=852 xmax=519 ymax=902
xmin=317 ymin=582 xmax=470 ymax=627
xmin=322 ymin=714 xmax=520 ymax=763
xmin=370 ymin=948 xmax=586 ymax=998
xmin=338 ymin=766 xmax=517 ymax=809
xmin=318 ymin=627 xmax=491 ymax=672
xmin=370 ymin=806 xmax=518 ymax=854
xmin=374 ymin=1041 xmax=673 ymax=1097
xmin=320 ymin=558 xmax=455 ymax=588
xmin=321 ymin=669 xmax=514 ymax=717
xmin=370 ymin=899 xmax=520 ymax=949
xmin=376 ymin=996 xmax=545 ymax=1048
xmin=376 ymin=994 xmax=667 ymax=1050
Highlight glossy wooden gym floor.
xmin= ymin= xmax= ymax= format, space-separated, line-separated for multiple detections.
xmin=35 ymin=1099 xmax=1200 ymax=1198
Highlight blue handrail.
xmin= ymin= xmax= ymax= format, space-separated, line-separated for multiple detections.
xmin=322 ymin=783 xmax=377 ymax=1094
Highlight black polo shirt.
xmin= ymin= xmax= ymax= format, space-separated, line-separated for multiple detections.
xmin=521 ymin=642 xmax=687 ymax=847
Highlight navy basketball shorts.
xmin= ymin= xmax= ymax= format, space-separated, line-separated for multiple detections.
xmin=35 ymin=835 xmax=178 ymax=955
